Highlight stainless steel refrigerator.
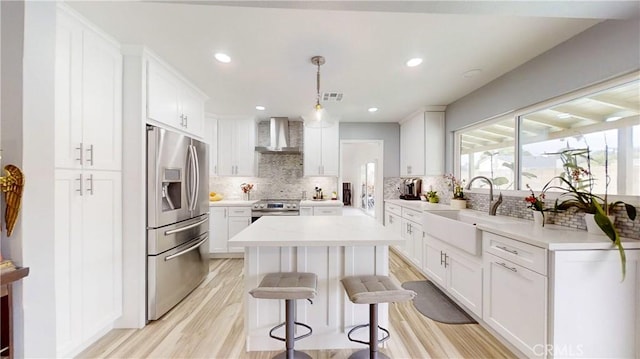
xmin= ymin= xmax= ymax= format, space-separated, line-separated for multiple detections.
xmin=146 ymin=125 xmax=209 ymax=321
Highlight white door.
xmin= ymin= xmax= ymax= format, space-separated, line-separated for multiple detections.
xmin=209 ymin=207 xmax=228 ymax=253
xmin=228 ymin=216 xmax=250 ymax=252
xmin=54 ymin=169 xmax=83 ymax=354
xmin=216 ymin=120 xmax=234 ymax=176
xmin=81 ymin=30 xmax=122 ymax=171
xmin=204 ymin=117 xmax=218 ymax=176
xmin=409 ymin=221 xmax=423 ymax=267
xmin=423 ymin=237 xmax=446 ymax=287
xmin=80 ymin=171 xmax=122 ymax=338
xmin=54 ymin=14 xmax=83 ymax=170
xmin=400 ymin=114 xmax=425 ymax=176
xmin=447 ymin=254 xmax=483 ymax=317
xmin=233 ymin=120 xmax=256 ymax=176
xmin=320 ymin=125 xmax=339 ymax=176
xmin=304 ymin=126 xmax=322 ymax=176
xmin=180 ymin=86 xmax=204 ymax=137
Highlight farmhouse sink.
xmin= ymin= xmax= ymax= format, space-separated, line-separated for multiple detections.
xmin=423 ymin=210 xmax=483 ymax=255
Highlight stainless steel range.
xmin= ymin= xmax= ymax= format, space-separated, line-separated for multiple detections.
xmin=251 ymin=199 xmax=300 ymax=222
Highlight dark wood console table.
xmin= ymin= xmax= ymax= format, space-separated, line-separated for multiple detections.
xmin=1 ymin=267 xmax=29 ymax=359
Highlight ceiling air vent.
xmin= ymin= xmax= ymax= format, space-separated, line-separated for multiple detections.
xmin=322 ymin=92 xmax=343 ymax=102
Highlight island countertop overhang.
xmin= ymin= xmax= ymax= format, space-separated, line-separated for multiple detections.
xmin=228 ymin=216 xmax=403 ymax=247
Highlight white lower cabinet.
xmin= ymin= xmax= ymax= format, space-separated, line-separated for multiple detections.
xmin=484 ymin=252 xmax=547 ymax=358
xmin=209 ymin=206 xmax=251 ymax=255
xmin=423 ymin=233 xmax=483 ymax=317
xmin=401 ymin=217 xmax=423 ymax=267
xmin=300 ymin=207 xmax=312 ymax=216
xmin=55 ymin=169 xmax=122 ymax=357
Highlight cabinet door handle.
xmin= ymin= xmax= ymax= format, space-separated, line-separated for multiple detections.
xmin=408 ymin=223 xmax=412 ymax=234
xmin=76 ymin=143 xmax=84 ymax=164
xmin=388 ymin=215 xmax=392 ymax=224
xmin=496 ymin=245 xmax=519 ymax=255
xmin=184 ymin=115 xmax=188 ymax=128
xmin=86 ymin=174 xmax=94 ymax=195
xmin=224 ymin=208 xmax=227 ymax=218
xmin=76 ymin=174 xmax=83 ymax=196
xmin=497 ymin=262 xmax=518 ymax=273
xmin=86 ymin=144 xmax=94 ymax=166
xmin=440 ymin=251 xmax=445 ymax=266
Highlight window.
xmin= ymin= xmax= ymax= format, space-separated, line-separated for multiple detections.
xmin=459 ymin=115 xmax=516 ymax=190
xmin=456 ymin=74 xmax=640 ymax=196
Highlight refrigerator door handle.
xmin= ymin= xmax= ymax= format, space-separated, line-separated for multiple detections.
xmin=192 ymin=144 xmax=200 ymax=211
xmin=185 ymin=145 xmax=193 ymax=211
xmin=164 ymin=216 xmax=209 ymax=236
xmin=189 ymin=145 xmax=198 ymax=211
xmin=164 ymin=235 xmax=208 ymax=261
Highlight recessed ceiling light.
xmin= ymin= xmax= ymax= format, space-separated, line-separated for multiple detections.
xmin=255 ymin=105 xmax=265 ymax=111
xmin=406 ymin=58 xmax=423 ymax=67
xmin=557 ymin=113 xmax=572 ymax=119
xmin=463 ymin=69 xmax=482 ymax=78
xmin=606 ymin=116 xmax=622 ymax=122
xmin=214 ymin=53 xmax=231 ymax=63
xmin=368 ymin=107 xmax=378 ymax=113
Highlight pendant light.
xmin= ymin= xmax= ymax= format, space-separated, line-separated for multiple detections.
xmin=304 ymin=55 xmax=334 ymax=128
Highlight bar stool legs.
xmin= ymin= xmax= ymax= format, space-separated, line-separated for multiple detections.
xmin=346 ymin=303 xmax=391 ymax=359
xmin=270 ymin=299 xmax=312 ymax=359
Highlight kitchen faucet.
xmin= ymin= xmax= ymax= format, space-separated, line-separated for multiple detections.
xmin=465 ymin=176 xmax=503 ymax=216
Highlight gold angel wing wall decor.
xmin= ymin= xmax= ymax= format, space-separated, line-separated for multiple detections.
xmin=1 ymin=165 xmax=24 ymax=236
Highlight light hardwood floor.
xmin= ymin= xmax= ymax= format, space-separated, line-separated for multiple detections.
xmin=78 ymin=251 xmax=515 ymax=358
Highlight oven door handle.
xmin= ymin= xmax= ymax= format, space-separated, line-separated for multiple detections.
xmin=165 ymin=235 xmax=208 ymax=261
xmin=252 ymin=211 xmax=300 ymax=217
xmin=164 ymin=217 xmax=209 ymax=235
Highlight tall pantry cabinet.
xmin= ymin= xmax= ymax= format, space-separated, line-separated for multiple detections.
xmin=54 ymin=6 xmax=123 ymax=357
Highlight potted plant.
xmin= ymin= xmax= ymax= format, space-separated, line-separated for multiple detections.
xmin=425 ymin=190 xmax=439 ymax=203
xmin=241 ymin=183 xmax=254 ymax=201
xmin=542 ymin=147 xmax=636 ymax=279
xmin=524 ymin=184 xmax=547 ymax=226
xmin=444 ymin=174 xmax=466 ymax=209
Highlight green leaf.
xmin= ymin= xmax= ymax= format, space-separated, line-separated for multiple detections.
xmin=522 ymin=171 xmax=537 ymax=179
xmin=593 ymin=201 xmax=625 ymax=281
xmin=492 ymin=177 xmax=509 ymax=186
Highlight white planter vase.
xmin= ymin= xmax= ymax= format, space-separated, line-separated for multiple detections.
xmin=450 ymin=199 xmax=467 ymax=209
xmin=532 ymin=211 xmax=544 ymax=226
xmin=584 ymin=213 xmax=615 ymax=234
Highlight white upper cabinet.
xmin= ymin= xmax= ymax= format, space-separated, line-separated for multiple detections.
xmin=424 ymin=111 xmax=445 ymax=175
xmin=400 ymin=111 xmax=445 ymax=177
xmin=146 ymin=57 xmax=206 ymax=137
xmin=304 ymin=124 xmax=339 ymax=176
xmin=203 ymin=116 xmax=218 ymax=176
xmin=217 ymin=118 xmax=256 ymax=176
xmin=400 ymin=113 xmax=425 ymax=176
xmin=55 ymin=9 xmax=122 ymax=171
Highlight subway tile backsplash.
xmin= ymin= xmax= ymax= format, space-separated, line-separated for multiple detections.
xmin=210 ymin=152 xmax=337 ymax=200
xmin=384 ymin=177 xmax=640 ymax=240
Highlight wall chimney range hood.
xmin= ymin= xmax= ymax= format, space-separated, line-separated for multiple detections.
xmin=255 ymin=117 xmax=301 ymax=153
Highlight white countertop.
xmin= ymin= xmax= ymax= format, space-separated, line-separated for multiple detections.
xmin=300 ymin=199 xmax=344 ymax=207
xmin=229 ymin=215 xmax=403 ymax=247
xmin=385 ymin=199 xmax=455 ymax=212
xmin=209 ymin=200 xmax=258 ymax=207
xmin=388 ymin=199 xmax=640 ymax=250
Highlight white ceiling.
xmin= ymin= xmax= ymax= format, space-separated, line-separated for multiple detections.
xmin=67 ymin=1 xmax=638 ymax=123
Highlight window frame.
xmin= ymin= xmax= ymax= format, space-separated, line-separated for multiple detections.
xmin=454 ymin=71 xmax=640 ymax=205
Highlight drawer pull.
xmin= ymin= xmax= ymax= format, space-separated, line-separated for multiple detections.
xmin=496 ymin=245 xmax=518 ymax=255
xmin=497 ymin=262 xmax=518 ymax=273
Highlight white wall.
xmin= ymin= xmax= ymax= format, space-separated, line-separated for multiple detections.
xmin=444 ymin=18 xmax=640 ymax=172
xmin=339 ymin=122 xmax=399 ymax=177
xmin=0 ymin=1 xmax=57 ymax=357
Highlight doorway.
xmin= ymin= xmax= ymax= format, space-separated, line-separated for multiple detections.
xmin=340 ymin=140 xmax=384 ymax=223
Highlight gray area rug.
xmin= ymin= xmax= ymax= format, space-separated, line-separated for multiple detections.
xmin=401 ymin=281 xmax=477 ymax=324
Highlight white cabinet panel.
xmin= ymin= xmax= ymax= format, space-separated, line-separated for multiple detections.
xmin=209 ymin=207 xmax=228 ymax=253
xmin=483 ymin=252 xmax=546 ymax=358
xmin=217 ymin=118 xmax=256 ymax=176
xmin=204 ymin=117 xmax=218 ymax=176
xmin=401 ymin=218 xmax=422 ymax=267
xmin=304 ymin=124 xmax=339 ymax=176
xmin=55 ymin=11 xmax=122 ymax=171
xmin=424 ymin=112 xmax=445 ymax=176
xmin=400 ymin=113 xmax=425 ymax=176
xmin=209 ymin=206 xmax=250 ymax=254
xmin=300 ymin=207 xmax=313 ymax=216
xmin=54 ymin=169 xmax=122 ymax=356
xmin=146 ymin=58 xmax=207 ymax=137
xmin=423 ymin=237 xmax=446 ymax=287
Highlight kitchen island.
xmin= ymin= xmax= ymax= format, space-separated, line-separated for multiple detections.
xmin=228 ymin=215 xmax=403 ymax=351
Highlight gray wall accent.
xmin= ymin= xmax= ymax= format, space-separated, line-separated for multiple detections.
xmin=339 ymin=122 xmax=400 ymax=177
xmin=444 ymin=18 xmax=640 ymax=172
